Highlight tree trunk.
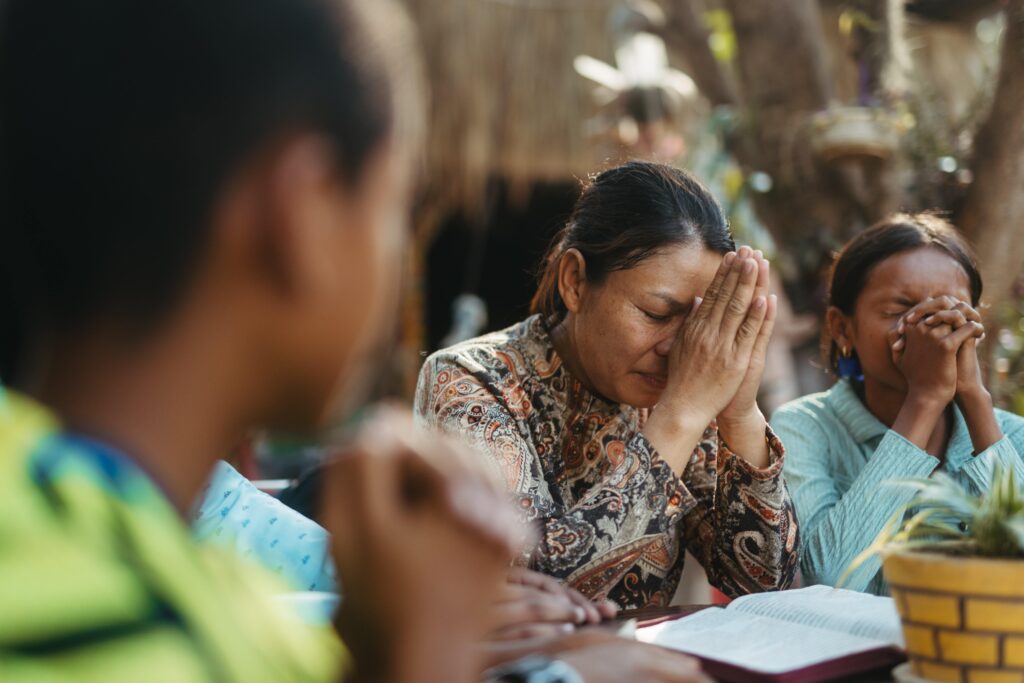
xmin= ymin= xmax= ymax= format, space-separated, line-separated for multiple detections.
xmin=721 ymin=0 xmax=857 ymax=304
xmin=958 ymin=0 xmax=1024 ymax=318
xmin=660 ymin=0 xmax=739 ymax=107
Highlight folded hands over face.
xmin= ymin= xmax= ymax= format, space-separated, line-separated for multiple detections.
xmin=887 ymin=295 xmax=986 ymax=407
xmin=645 ymin=245 xmax=777 ymax=469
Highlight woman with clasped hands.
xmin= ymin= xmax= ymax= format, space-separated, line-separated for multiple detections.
xmin=416 ymin=161 xmax=799 ymax=609
xmin=773 ymin=213 xmax=1024 ymax=595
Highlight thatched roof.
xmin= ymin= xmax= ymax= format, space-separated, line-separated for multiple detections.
xmin=401 ymin=0 xmax=626 ymax=223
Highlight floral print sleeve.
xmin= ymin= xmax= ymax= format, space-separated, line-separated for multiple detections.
xmin=673 ymin=425 xmax=799 ymax=598
xmin=413 ymin=317 xmax=798 ymax=608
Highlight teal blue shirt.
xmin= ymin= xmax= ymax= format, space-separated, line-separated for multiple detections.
xmin=771 ymin=379 xmax=1024 ymax=595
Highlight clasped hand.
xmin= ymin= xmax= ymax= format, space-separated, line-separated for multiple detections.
xmin=643 ymin=246 xmax=777 ymax=469
xmin=888 ymin=296 xmax=986 ymax=405
xmin=658 ymin=246 xmax=777 ymax=425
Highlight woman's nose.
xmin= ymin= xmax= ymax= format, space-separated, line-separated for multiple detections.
xmin=654 ymin=334 xmax=674 ymax=356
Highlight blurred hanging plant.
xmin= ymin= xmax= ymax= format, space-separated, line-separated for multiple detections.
xmin=702 ymin=10 xmax=736 ymax=66
xmin=838 ymin=9 xmax=881 ymax=38
xmin=839 ymin=465 xmax=1024 ymax=586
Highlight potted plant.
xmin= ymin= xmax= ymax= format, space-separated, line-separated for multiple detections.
xmin=844 ymin=465 xmax=1024 ymax=683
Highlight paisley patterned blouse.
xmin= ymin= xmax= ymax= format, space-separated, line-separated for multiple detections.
xmin=414 ymin=315 xmax=799 ymax=609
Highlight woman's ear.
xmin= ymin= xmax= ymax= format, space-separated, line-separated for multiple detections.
xmin=557 ymin=248 xmax=588 ymax=314
xmin=826 ymin=306 xmax=854 ymax=353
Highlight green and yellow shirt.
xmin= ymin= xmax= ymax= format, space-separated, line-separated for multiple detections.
xmin=0 ymin=390 xmax=343 ymax=682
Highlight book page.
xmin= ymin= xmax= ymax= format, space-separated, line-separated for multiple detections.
xmin=637 ymin=607 xmax=892 ymax=674
xmin=728 ymin=585 xmax=904 ymax=647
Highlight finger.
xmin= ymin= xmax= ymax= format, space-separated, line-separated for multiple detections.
xmin=943 ymin=321 xmax=985 ymax=351
xmin=903 ymin=296 xmax=959 ymax=324
xmin=380 ymin=430 xmax=521 ymax=557
xmin=706 ymin=253 xmax=747 ymax=327
xmin=321 ymin=454 xmax=372 ymax=575
xmin=886 ymin=326 xmax=905 ymax=363
xmin=597 ymin=599 xmax=619 ymax=620
xmin=693 ymin=252 xmax=735 ymax=322
xmin=923 ymin=310 xmax=968 ymax=329
xmin=928 ymin=323 xmax=954 ymax=340
xmin=952 ymin=300 xmax=982 ymax=323
xmin=754 ymin=255 xmax=770 ymax=299
xmin=504 ymin=572 xmax=601 ymax=624
xmin=446 ymin=476 xmax=524 ymax=557
xmin=563 ymin=585 xmax=603 ymax=624
xmin=490 ymin=594 xmax=583 ymax=629
xmin=373 ymin=415 xmax=524 ymax=554
xmin=714 ymin=256 xmax=759 ymax=336
xmin=754 ymin=293 xmax=777 ymax=355
xmin=506 ymin=567 xmax=561 ymax=593
xmin=733 ymin=294 xmax=767 ymax=354
xmin=505 ymin=566 xmax=532 ymax=587
xmin=496 ymin=583 xmax=535 ymax=603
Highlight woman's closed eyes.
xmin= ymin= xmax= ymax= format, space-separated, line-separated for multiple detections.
xmin=641 ymin=308 xmax=672 ymax=322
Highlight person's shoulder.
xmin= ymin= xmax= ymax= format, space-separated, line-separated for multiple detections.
xmin=422 ymin=316 xmax=539 ymax=376
xmin=0 ymin=404 xmax=168 ymax=649
xmin=771 ymin=385 xmax=839 ymax=427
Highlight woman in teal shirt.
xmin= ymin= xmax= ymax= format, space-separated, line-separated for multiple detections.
xmin=771 ymin=213 xmax=1024 ymax=594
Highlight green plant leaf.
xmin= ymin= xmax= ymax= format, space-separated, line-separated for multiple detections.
xmin=844 ymin=465 xmax=1024 ymax=566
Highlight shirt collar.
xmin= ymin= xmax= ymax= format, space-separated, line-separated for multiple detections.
xmin=829 ymin=379 xmax=889 ymax=443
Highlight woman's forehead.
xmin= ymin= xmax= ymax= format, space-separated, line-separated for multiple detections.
xmin=610 ymin=245 xmax=722 ymax=289
xmin=861 ymin=247 xmax=972 ymax=303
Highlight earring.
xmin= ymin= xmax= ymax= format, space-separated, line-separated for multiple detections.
xmin=837 ymin=346 xmax=863 ymax=382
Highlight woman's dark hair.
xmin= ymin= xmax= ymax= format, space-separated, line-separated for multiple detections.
xmin=824 ymin=212 xmax=983 ymax=372
xmin=0 ymin=0 xmax=417 ymax=384
xmin=530 ymin=160 xmax=735 ymax=320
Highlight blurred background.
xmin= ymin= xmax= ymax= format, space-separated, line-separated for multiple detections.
xmin=252 ymin=0 xmax=1024 ymax=472
xmin=402 ymin=0 xmax=1024 ymax=405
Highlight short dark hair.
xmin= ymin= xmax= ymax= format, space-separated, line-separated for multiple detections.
xmin=530 ymin=160 xmax=735 ymax=320
xmin=0 ymin=0 xmax=406 ymax=383
xmin=824 ymin=212 xmax=983 ymax=371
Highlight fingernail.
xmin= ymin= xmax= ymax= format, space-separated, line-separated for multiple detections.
xmin=753 ymin=296 xmax=766 ymax=309
xmin=724 ymin=252 xmax=736 ymax=266
xmin=743 ymin=260 xmax=756 ymax=274
xmin=574 ymin=607 xmax=586 ymax=623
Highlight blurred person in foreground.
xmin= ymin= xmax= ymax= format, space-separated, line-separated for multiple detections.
xmin=0 ymin=1 xmax=710 ymax=681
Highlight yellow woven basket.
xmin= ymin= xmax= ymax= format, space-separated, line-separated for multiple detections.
xmin=884 ymin=551 xmax=1024 ymax=683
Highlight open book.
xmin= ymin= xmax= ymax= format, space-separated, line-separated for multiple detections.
xmin=636 ymin=585 xmax=906 ymax=683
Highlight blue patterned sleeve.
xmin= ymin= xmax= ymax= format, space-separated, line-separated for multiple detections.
xmin=192 ymin=461 xmax=336 ymax=593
